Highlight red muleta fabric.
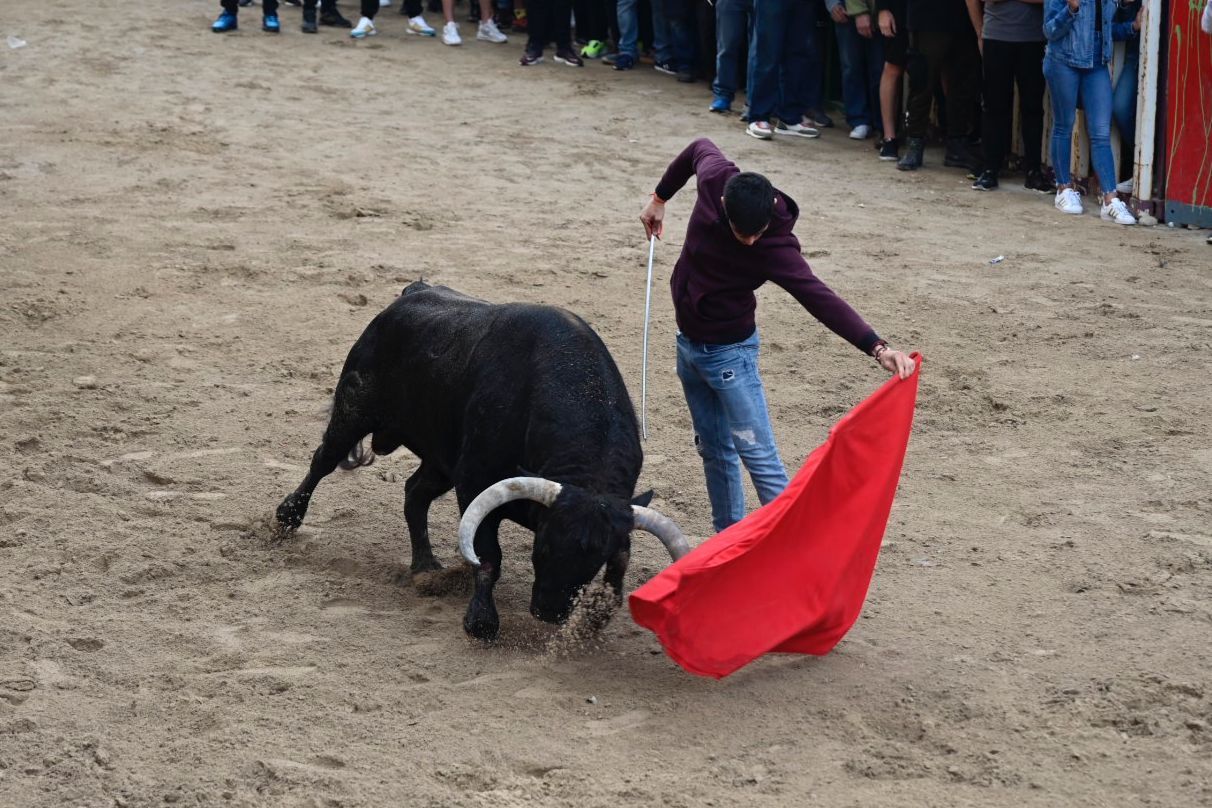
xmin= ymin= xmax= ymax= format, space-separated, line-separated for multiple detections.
xmin=629 ymin=354 xmax=922 ymax=678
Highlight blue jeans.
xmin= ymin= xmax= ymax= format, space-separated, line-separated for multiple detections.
xmin=1044 ymin=55 xmax=1116 ymax=194
xmin=834 ymin=17 xmax=884 ymax=128
xmin=676 ymin=331 xmax=790 ymax=533
xmin=1112 ymin=46 xmax=1138 ymax=149
xmin=748 ymin=0 xmax=819 ymax=123
xmin=713 ymin=0 xmax=754 ymax=101
xmin=646 ymin=0 xmax=674 ymax=64
xmin=664 ymin=0 xmax=696 ymax=72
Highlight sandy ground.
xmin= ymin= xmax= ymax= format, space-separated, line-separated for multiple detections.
xmin=2 ymin=1 xmax=1211 ymax=805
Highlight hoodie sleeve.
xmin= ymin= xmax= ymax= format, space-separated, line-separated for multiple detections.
xmin=765 ymin=244 xmax=882 ymax=354
xmin=654 ymin=138 xmax=737 ymax=203
xmin=1043 ymin=0 xmax=1078 ymax=42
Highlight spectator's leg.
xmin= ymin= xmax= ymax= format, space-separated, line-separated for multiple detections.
xmin=1111 ymin=47 xmax=1139 ymax=151
xmin=945 ymin=29 xmax=980 ymax=141
xmin=746 ymin=0 xmax=789 ymax=124
xmin=879 ymin=61 xmax=905 ymax=140
xmin=834 ymin=17 xmax=870 ymax=129
xmin=617 ymin=0 xmax=639 ymax=57
xmin=1043 ymin=57 xmax=1079 ymax=188
xmin=981 ymin=38 xmax=1015 ymax=176
xmin=650 ymin=0 xmax=674 ymax=65
xmin=1081 ymin=66 xmax=1117 ymax=197
xmin=776 ymin=0 xmax=812 ymax=125
xmin=1016 ymin=40 xmax=1046 ymax=174
xmin=712 ymin=0 xmax=745 ymax=105
xmin=665 ymin=0 xmax=696 ymax=76
xmin=903 ymin=31 xmax=944 ymax=140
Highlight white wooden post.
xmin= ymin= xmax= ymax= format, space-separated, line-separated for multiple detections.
xmin=1133 ymin=0 xmax=1162 ymax=209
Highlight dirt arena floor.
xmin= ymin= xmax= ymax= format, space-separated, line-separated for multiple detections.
xmin=3 ymin=1 xmax=1211 ymax=805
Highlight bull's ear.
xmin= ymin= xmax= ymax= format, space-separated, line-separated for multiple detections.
xmin=631 ymin=490 xmax=654 ymax=508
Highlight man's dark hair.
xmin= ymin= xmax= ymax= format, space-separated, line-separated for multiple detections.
xmin=723 ymin=172 xmax=775 ymax=237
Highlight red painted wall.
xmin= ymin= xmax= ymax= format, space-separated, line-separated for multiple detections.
xmin=1164 ymin=2 xmax=1212 ymax=225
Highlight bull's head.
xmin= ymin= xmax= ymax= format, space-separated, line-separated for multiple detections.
xmin=457 ymin=477 xmax=690 ymax=624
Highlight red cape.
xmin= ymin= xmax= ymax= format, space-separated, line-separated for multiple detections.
xmin=629 ymin=354 xmax=921 ymax=678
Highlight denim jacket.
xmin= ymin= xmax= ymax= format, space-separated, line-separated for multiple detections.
xmin=1043 ymin=0 xmax=1135 ymax=69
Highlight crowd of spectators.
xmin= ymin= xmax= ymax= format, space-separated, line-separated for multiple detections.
xmin=211 ymin=0 xmax=1212 ymax=227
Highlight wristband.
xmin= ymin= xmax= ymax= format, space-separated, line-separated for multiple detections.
xmin=872 ymin=341 xmax=890 ymax=360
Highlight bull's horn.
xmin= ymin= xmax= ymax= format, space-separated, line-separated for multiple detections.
xmin=632 ymin=506 xmax=691 ymax=561
xmin=459 ymin=477 xmax=563 ymax=566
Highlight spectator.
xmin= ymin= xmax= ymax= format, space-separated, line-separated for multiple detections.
xmin=606 ymin=0 xmax=672 ymax=70
xmin=436 ymin=0 xmax=509 ymax=43
xmin=1110 ymin=0 xmax=1140 ymax=194
xmin=745 ymin=0 xmax=823 ymax=140
xmin=710 ymin=0 xmax=754 ymax=112
xmin=638 ymin=139 xmax=915 ymax=531
xmin=874 ymin=0 xmax=909 ymax=159
xmin=664 ymin=0 xmax=699 ymax=81
xmin=212 ymin=0 xmax=281 ymax=32
xmin=519 ymin=0 xmax=584 ymax=64
xmin=300 ymin=0 xmax=355 ymax=31
xmin=967 ymin=0 xmax=1052 ymax=193
xmin=1043 ymin=0 xmax=1138 ymax=224
xmin=896 ymin=0 xmax=982 ymax=172
xmin=828 ymin=0 xmax=886 ymax=141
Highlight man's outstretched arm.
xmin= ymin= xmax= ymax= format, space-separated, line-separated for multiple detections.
xmin=640 ymin=138 xmax=735 ymax=239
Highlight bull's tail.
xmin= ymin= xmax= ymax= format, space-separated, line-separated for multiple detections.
xmin=338 ymin=437 xmax=375 ymax=471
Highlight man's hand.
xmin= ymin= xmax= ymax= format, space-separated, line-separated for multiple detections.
xmin=877 ymin=349 xmax=916 ymax=380
xmin=1067 ymin=0 xmax=1079 ymax=13
xmin=641 ymin=196 xmax=665 ymax=240
xmin=878 ymin=9 xmax=896 ymax=37
xmin=856 ymin=12 xmax=873 ymax=37
xmin=829 ymin=4 xmax=848 ymax=24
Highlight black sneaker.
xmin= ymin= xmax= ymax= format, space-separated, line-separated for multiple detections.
xmin=302 ymin=17 xmax=318 ymax=32
xmin=654 ymin=60 xmax=677 ymax=76
xmin=519 ymin=50 xmax=543 ymax=66
xmin=878 ymin=138 xmax=899 ymax=161
xmin=554 ymin=49 xmax=584 ymax=67
xmin=971 ymin=170 xmax=999 ymax=191
xmin=1024 ymin=169 xmax=1053 ymax=193
xmin=319 ymin=10 xmax=352 ymax=27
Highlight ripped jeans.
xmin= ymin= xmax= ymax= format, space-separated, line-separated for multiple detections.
xmin=676 ymin=330 xmax=790 ymax=533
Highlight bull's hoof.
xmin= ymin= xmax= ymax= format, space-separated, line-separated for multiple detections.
xmin=409 ymin=555 xmax=443 ymax=575
xmin=463 ymin=603 xmax=500 ymax=643
xmin=274 ymin=499 xmax=305 ymax=534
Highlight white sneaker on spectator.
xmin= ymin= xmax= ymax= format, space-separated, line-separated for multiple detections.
xmin=1115 ymin=178 xmax=1134 ymax=195
xmin=746 ymin=121 xmax=774 ymax=140
xmin=849 ymin=124 xmax=871 ymax=140
xmin=477 ymin=19 xmax=507 ymax=42
xmin=350 ymin=16 xmax=377 ymax=37
xmin=442 ymin=21 xmax=462 ymax=45
xmin=1055 ymin=188 xmax=1083 ymax=215
xmin=407 ymin=15 xmax=436 ymax=35
xmin=1101 ymin=197 xmax=1136 ymax=225
xmin=379 ymin=0 xmax=391 ymax=5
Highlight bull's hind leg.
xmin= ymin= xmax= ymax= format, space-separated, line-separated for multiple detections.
xmin=274 ymin=372 xmax=373 ymax=535
xmin=403 ymin=462 xmax=452 ymax=573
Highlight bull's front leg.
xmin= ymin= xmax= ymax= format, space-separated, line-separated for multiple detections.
xmin=403 ymin=462 xmax=452 ymax=574
xmin=462 ymin=514 xmax=504 ymax=642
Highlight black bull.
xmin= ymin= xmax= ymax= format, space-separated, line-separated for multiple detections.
xmin=273 ymin=282 xmax=687 ymax=640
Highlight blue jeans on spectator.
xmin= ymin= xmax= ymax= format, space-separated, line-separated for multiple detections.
xmin=664 ymin=0 xmax=696 ymax=72
xmin=713 ymin=0 xmax=754 ymax=103
xmin=834 ymin=17 xmax=884 ymax=128
xmin=1044 ymin=55 xmax=1116 ymax=194
xmin=676 ymin=331 xmax=790 ymax=533
xmin=1112 ymin=45 xmax=1138 ymax=149
xmin=645 ymin=0 xmax=674 ymax=64
xmin=748 ymin=0 xmax=818 ymax=124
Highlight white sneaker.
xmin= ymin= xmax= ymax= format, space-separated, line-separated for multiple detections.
xmin=476 ymin=19 xmax=507 ymax=42
xmin=1055 ymin=188 xmax=1083 ymax=215
xmin=849 ymin=124 xmax=871 ymax=140
xmin=1101 ymin=197 xmax=1137 ymax=225
xmin=379 ymin=0 xmax=391 ymax=5
xmin=773 ymin=120 xmax=820 ymax=139
xmin=442 ymin=21 xmax=462 ymax=45
xmin=350 ymin=16 xmax=377 ymax=38
xmin=1115 ymin=178 xmax=1134 ymax=195
xmin=746 ymin=121 xmax=774 ymax=140
xmin=406 ymin=15 xmax=435 ymax=35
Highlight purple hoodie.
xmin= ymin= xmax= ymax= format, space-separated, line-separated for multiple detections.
xmin=655 ymin=139 xmax=880 ymax=354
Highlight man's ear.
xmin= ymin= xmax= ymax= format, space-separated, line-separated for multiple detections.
xmin=631 ymin=490 xmax=654 ymax=508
